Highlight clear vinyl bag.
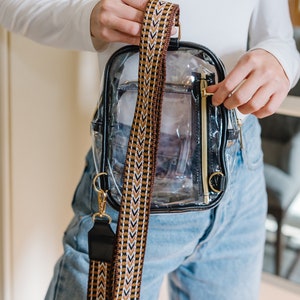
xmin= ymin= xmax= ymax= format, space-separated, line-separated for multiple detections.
xmin=91 ymin=42 xmax=239 ymax=213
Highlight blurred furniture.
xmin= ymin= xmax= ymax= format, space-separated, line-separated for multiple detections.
xmin=277 ymin=95 xmax=300 ymax=117
xmin=260 ymin=114 xmax=300 ymax=276
xmin=260 ymin=23 xmax=300 ymax=277
xmin=289 ymin=27 xmax=300 ymax=98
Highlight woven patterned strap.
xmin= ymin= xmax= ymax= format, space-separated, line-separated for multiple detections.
xmin=87 ymin=1 xmax=179 ymax=299
xmin=112 ymin=1 xmax=179 ymax=299
xmin=88 ymin=261 xmax=112 ymax=300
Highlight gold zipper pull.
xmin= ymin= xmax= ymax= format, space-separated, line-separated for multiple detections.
xmin=201 ymin=88 xmax=214 ymax=98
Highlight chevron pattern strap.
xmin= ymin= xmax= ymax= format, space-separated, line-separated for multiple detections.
xmin=111 ymin=1 xmax=179 ymax=299
xmin=87 ymin=1 xmax=179 ymax=299
xmin=88 ymin=261 xmax=112 ymax=300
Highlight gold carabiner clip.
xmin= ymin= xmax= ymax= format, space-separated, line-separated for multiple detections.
xmin=92 ymin=172 xmax=112 ymax=223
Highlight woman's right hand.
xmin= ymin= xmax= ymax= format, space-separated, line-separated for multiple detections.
xmin=90 ymin=0 xmax=148 ymax=49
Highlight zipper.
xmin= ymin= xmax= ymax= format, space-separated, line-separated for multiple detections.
xmin=200 ymin=77 xmax=214 ymax=204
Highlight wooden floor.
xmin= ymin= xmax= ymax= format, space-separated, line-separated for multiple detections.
xmin=158 ymin=273 xmax=300 ymax=300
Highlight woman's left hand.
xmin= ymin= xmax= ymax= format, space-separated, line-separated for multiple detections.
xmin=206 ymin=49 xmax=290 ymax=118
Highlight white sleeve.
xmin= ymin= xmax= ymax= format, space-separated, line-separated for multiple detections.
xmin=0 ymin=0 xmax=100 ymax=51
xmin=249 ymin=0 xmax=300 ymax=88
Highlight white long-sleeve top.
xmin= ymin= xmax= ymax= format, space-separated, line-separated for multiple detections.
xmin=1 ymin=0 xmax=300 ymax=88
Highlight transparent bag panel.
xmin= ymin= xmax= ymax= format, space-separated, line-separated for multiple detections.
xmin=92 ymin=47 xmax=228 ymax=210
xmin=109 ymin=87 xmax=195 ymax=207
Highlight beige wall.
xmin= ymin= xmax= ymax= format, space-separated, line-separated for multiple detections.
xmin=0 ymin=27 xmax=99 ymax=300
xmin=0 ymin=26 xmax=10 ymax=300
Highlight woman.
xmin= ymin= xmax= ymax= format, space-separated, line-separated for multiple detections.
xmin=1 ymin=0 xmax=299 ymax=299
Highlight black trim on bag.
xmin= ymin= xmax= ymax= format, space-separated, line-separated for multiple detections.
xmin=92 ymin=41 xmax=231 ymax=213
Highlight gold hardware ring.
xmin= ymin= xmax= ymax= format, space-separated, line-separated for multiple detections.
xmin=208 ymin=171 xmax=225 ymax=193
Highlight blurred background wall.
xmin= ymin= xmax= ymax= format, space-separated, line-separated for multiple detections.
xmin=0 ymin=27 xmax=99 ymax=300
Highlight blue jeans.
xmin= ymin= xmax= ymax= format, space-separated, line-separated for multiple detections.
xmin=45 ymin=115 xmax=267 ymax=300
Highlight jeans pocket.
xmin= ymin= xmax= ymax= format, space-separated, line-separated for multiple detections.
xmin=241 ymin=116 xmax=264 ymax=170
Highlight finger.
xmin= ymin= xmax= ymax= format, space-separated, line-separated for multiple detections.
xmin=117 ymin=2 xmax=145 ymax=23
xmin=99 ymin=27 xmax=141 ymax=45
xmin=222 ymin=74 xmax=268 ymax=110
xmin=122 ymin=0 xmax=148 ymax=11
xmin=206 ymin=84 xmax=219 ymax=94
xmin=211 ymin=49 xmax=270 ymax=106
xmin=236 ymin=86 xmax=271 ymax=115
xmin=212 ymin=63 xmax=252 ymax=106
xmin=221 ymin=79 xmax=248 ymax=109
xmin=252 ymin=82 xmax=289 ymax=118
xmin=252 ymin=94 xmax=283 ymax=118
xmin=236 ymin=71 xmax=289 ymax=115
xmin=109 ymin=15 xmax=142 ymax=36
xmin=92 ymin=0 xmax=143 ymax=39
xmin=237 ymin=76 xmax=288 ymax=117
xmin=94 ymin=10 xmax=142 ymax=41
